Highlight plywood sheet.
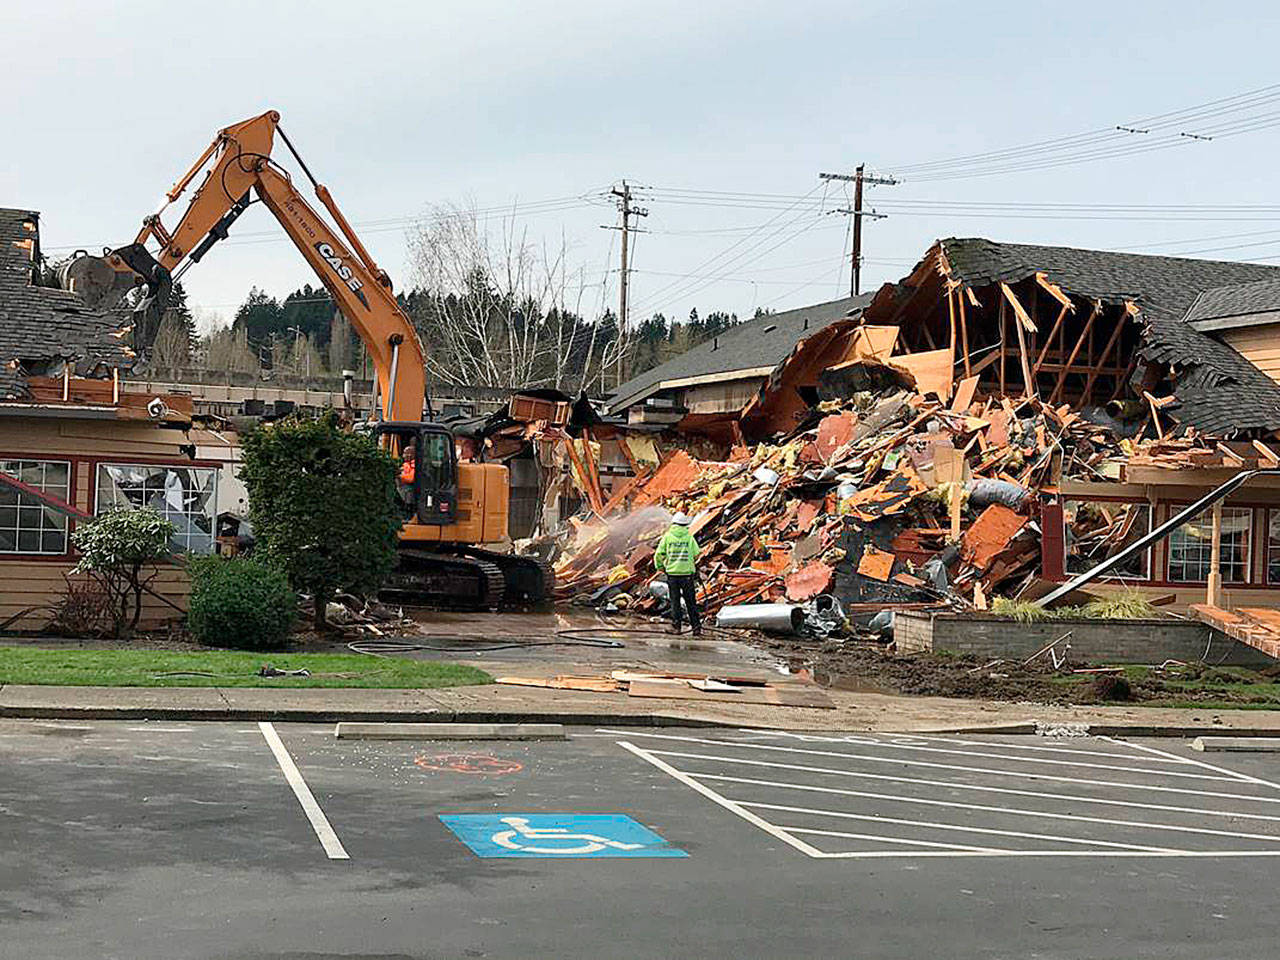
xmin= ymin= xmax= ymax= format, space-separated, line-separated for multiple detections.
xmin=627 ymin=679 xmax=835 ymax=709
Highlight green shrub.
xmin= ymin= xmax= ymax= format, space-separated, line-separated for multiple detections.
xmin=188 ymin=556 xmax=297 ymax=650
xmin=71 ymin=509 xmax=176 ymax=637
xmin=240 ymin=413 xmax=400 ymax=629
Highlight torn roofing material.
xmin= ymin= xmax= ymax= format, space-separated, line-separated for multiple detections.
xmin=607 ymin=293 xmax=874 ymax=414
xmin=936 ymin=238 xmax=1280 ymax=436
xmin=0 ymin=208 xmax=133 ymax=399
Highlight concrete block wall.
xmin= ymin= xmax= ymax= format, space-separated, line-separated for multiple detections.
xmin=895 ymin=613 xmax=1275 ymax=667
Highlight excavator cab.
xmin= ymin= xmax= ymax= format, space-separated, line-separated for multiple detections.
xmin=374 ymin=422 xmax=458 ymax=525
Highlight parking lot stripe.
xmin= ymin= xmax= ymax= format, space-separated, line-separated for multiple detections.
xmin=258 ymin=722 xmax=349 ymax=861
xmin=779 ymin=826 xmax=1003 ymax=853
xmin=1106 ymin=737 xmax=1280 ymax=791
xmin=646 ymin=748 xmax=1280 ymax=822
xmin=695 ymin=773 xmax=1280 ymax=845
xmin=736 ymin=800 xmax=1182 ymax=853
xmin=649 ymin=732 xmax=1234 ymax=781
xmin=617 ymin=740 xmax=825 ymax=858
xmin=753 ymin=730 xmax=1198 ymax=765
xmin=607 ymin=731 xmax=1271 ymax=801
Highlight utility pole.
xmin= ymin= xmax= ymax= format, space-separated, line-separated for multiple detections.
xmin=603 ymin=180 xmax=648 ymax=389
xmin=820 ymin=166 xmax=897 ymax=296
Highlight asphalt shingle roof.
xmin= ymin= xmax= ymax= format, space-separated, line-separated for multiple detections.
xmin=0 ymin=207 xmax=132 ymax=399
xmin=608 ymin=294 xmax=872 ymax=412
xmin=939 ymin=238 xmax=1280 ymax=436
xmin=1184 ymin=276 xmax=1280 ymax=327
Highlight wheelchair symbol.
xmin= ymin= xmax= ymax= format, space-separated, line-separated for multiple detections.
xmin=489 ymin=816 xmax=646 ymax=855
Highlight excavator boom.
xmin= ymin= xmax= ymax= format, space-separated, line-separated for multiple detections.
xmin=68 ymin=110 xmax=551 ymax=608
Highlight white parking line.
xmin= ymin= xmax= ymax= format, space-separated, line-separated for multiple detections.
xmin=694 ymin=772 xmax=1280 ymax=844
xmin=258 ymin=722 xmax=349 ymax=861
xmin=741 ymin=731 xmax=1210 ymax=777
xmin=619 ymin=732 xmax=1280 ymax=860
xmin=647 ymin=747 xmax=1280 ymax=821
xmin=736 ymin=800 xmax=1181 ymax=853
xmin=780 ymin=826 xmax=1001 ymax=853
xmin=603 ymin=730 xmax=1273 ymax=801
xmin=1107 ymin=737 xmax=1280 ymax=791
xmin=617 ymin=741 xmax=825 ymax=858
xmin=749 ymin=729 xmax=1198 ymax=764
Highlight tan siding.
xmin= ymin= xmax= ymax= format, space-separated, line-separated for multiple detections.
xmin=0 ymin=560 xmax=189 ymax=631
xmin=1223 ymin=323 xmax=1280 ymax=384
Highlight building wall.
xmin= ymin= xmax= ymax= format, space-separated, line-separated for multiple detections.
xmin=1055 ymin=479 xmax=1280 ymax=610
xmin=0 ymin=415 xmax=206 ymax=632
xmin=1221 ymin=323 xmax=1280 ymax=385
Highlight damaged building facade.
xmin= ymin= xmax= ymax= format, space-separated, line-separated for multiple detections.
xmin=551 ymin=236 xmax=1280 ymax=639
xmin=0 ymin=208 xmax=212 ymax=630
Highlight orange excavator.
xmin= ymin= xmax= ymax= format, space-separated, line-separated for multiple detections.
xmin=60 ymin=109 xmax=550 ymax=608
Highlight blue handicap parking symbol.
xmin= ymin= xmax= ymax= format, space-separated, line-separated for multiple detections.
xmin=439 ymin=813 xmax=687 ymax=858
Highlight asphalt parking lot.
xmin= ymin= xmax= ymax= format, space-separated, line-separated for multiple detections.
xmin=4 ymin=721 xmax=1280 ymax=959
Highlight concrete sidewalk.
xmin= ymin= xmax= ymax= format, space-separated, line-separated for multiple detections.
xmin=6 ymin=680 xmax=1280 ymax=735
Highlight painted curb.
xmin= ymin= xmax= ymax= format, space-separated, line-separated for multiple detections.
xmin=334 ymin=722 xmax=566 ymax=740
xmin=1191 ymin=736 xmax=1280 ymax=752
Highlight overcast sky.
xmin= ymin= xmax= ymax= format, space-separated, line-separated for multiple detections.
xmin=6 ymin=0 xmax=1280 ymax=334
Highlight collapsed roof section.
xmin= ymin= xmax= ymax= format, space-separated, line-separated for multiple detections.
xmin=0 ymin=208 xmax=134 ymax=399
xmin=850 ymin=237 xmax=1280 ymax=437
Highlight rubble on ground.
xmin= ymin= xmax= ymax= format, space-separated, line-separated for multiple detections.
xmin=543 ymin=380 xmax=1237 ymax=631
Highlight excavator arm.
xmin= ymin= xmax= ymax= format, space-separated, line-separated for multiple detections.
xmin=95 ymin=110 xmax=426 ymax=423
xmin=69 ymin=110 xmax=551 ymax=608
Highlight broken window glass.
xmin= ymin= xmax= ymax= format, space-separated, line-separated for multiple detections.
xmin=96 ymin=464 xmax=217 ymax=554
xmin=1064 ymin=500 xmax=1151 ymax=580
xmin=0 ymin=459 xmax=71 ymax=555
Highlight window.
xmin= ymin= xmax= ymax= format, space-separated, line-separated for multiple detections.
xmin=96 ymin=464 xmax=217 ymax=554
xmin=1167 ymin=506 xmax=1252 ymax=583
xmin=1267 ymin=510 xmax=1280 ymax=584
xmin=1064 ymin=500 xmax=1151 ymax=580
xmin=0 ymin=459 xmax=71 ymax=555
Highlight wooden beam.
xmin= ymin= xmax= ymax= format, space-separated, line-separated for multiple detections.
xmin=957 ymin=284 xmax=971 ymax=377
xmin=1078 ymin=305 xmax=1131 ymax=403
xmin=1253 ymin=439 xmax=1280 ymax=466
xmin=1049 ymin=300 xmax=1100 ymax=404
xmin=1108 ymin=353 xmax=1141 ymax=403
xmin=946 ymin=282 xmax=958 ymax=355
xmin=1034 ymin=271 xmax=1073 ymax=310
xmin=1002 ymin=284 xmax=1036 ymax=396
xmin=998 ymin=296 xmax=1007 ymax=395
xmin=999 ymin=282 xmax=1038 ymax=333
xmin=1033 ymin=302 xmax=1073 ymax=373
xmin=1143 ymin=391 xmax=1166 ymax=440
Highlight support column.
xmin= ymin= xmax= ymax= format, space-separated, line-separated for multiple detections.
xmin=1208 ymin=501 xmax=1224 ymax=607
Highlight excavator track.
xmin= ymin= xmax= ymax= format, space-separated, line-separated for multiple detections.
xmin=381 ymin=549 xmax=506 ymax=610
xmin=457 ymin=547 xmax=555 ymax=607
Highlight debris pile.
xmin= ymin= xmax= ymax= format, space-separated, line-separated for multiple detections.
xmin=550 ymin=381 xmax=1185 ymax=623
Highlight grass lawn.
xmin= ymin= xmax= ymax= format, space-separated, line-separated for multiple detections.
xmin=0 ymin=646 xmax=491 ymax=689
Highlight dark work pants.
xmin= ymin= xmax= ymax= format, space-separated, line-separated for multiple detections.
xmin=667 ymin=573 xmax=702 ymax=633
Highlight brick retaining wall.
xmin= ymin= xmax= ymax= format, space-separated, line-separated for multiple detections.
xmin=895 ymin=613 xmax=1274 ymax=667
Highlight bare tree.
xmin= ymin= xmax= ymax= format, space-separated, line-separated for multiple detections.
xmin=405 ymin=204 xmax=606 ymax=391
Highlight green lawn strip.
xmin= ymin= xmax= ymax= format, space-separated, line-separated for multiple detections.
xmin=0 ymin=646 xmax=491 ymax=689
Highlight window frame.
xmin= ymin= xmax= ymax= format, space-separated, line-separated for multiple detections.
xmin=1165 ymin=503 xmax=1253 ymax=585
xmin=1063 ymin=498 xmax=1153 ymax=582
xmin=93 ymin=461 xmax=219 ymax=555
xmin=0 ymin=458 xmax=73 ymax=557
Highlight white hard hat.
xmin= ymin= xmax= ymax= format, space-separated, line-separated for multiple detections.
xmin=672 ymin=512 xmax=691 ymax=526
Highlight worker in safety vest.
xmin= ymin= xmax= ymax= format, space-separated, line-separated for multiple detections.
xmin=399 ymin=443 xmax=416 ymax=485
xmin=654 ymin=512 xmax=702 ymax=636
